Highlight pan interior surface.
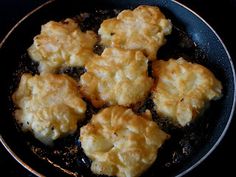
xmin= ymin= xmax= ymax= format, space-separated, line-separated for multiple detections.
xmin=0 ymin=0 xmax=235 ymax=177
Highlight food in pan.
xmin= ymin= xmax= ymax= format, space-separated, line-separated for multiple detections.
xmin=28 ymin=18 xmax=97 ymax=73
xmin=10 ymin=3 xmax=224 ymax=177
xmin=79 ymin=48 xmax=153 ymax=108
xmin=152 ymin=58 xmax=223 ymax=126
xmin=12 ymin=73 xmax=87 ymax=145
xmin=98 ymin=5 xmax=172 ymax=60
xmin=80 ymin=106 xmax=169 ymax=177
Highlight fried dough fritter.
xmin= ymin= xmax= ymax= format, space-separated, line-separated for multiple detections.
xmin=98 ymin=5 xmax=172 ymax=60
xmin=79 ymin=48 xmax=153 ymax=108
xmin=12 ymin=73 xmax=87 ymax=145
xmin=152 ymin=58 xmax=222 ymax=126
xmin=28 ymin=18 xmax=97 ymax=73
xmin=80 ymin=106 xmax=169 ymax=177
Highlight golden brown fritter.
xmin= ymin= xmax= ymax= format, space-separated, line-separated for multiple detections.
xmin=28 ymin=18 xmax=97 ymax=73
xmin=80 ymin=106 xmax=169 ymax=177
xmin=12 ymin=73 xmax=87 ymax=145
xmin=152 ymin=58 xmax=222 ymax=126
xmin=98 ymin=5 xmax=172 ymax=60
xmin=79 ymin=48 xmax=153 ymax=108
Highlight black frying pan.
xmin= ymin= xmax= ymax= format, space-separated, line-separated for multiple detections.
xmin=0 ymin=0 xmax=235 ymax=176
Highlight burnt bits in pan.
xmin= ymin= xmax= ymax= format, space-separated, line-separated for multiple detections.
xmin=9 ymin=7 xmax=220 ymax=177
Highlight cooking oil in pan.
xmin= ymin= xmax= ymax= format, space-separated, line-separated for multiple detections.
xmin=8 ymin=8 xmax=218 ymax=177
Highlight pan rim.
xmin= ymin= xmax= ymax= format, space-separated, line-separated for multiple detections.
xmin=0 ymin=1 xmax=55 ymax=176
xmin=0 ymin=0 xmax=56 ymax=48
xmin=172 ymin=0 xmax=236 ymax=176
xmin=0 ymin=0 xmax=235 ymax=176
xmin=0 ymin=135 xmax=45 ymax=177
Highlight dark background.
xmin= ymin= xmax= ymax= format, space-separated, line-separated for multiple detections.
xmin=0 ymin=0 xmax=235 ymax=176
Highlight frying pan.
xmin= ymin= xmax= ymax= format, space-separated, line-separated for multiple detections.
xmin=0 ymin=0 xmax=235 ymax=176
